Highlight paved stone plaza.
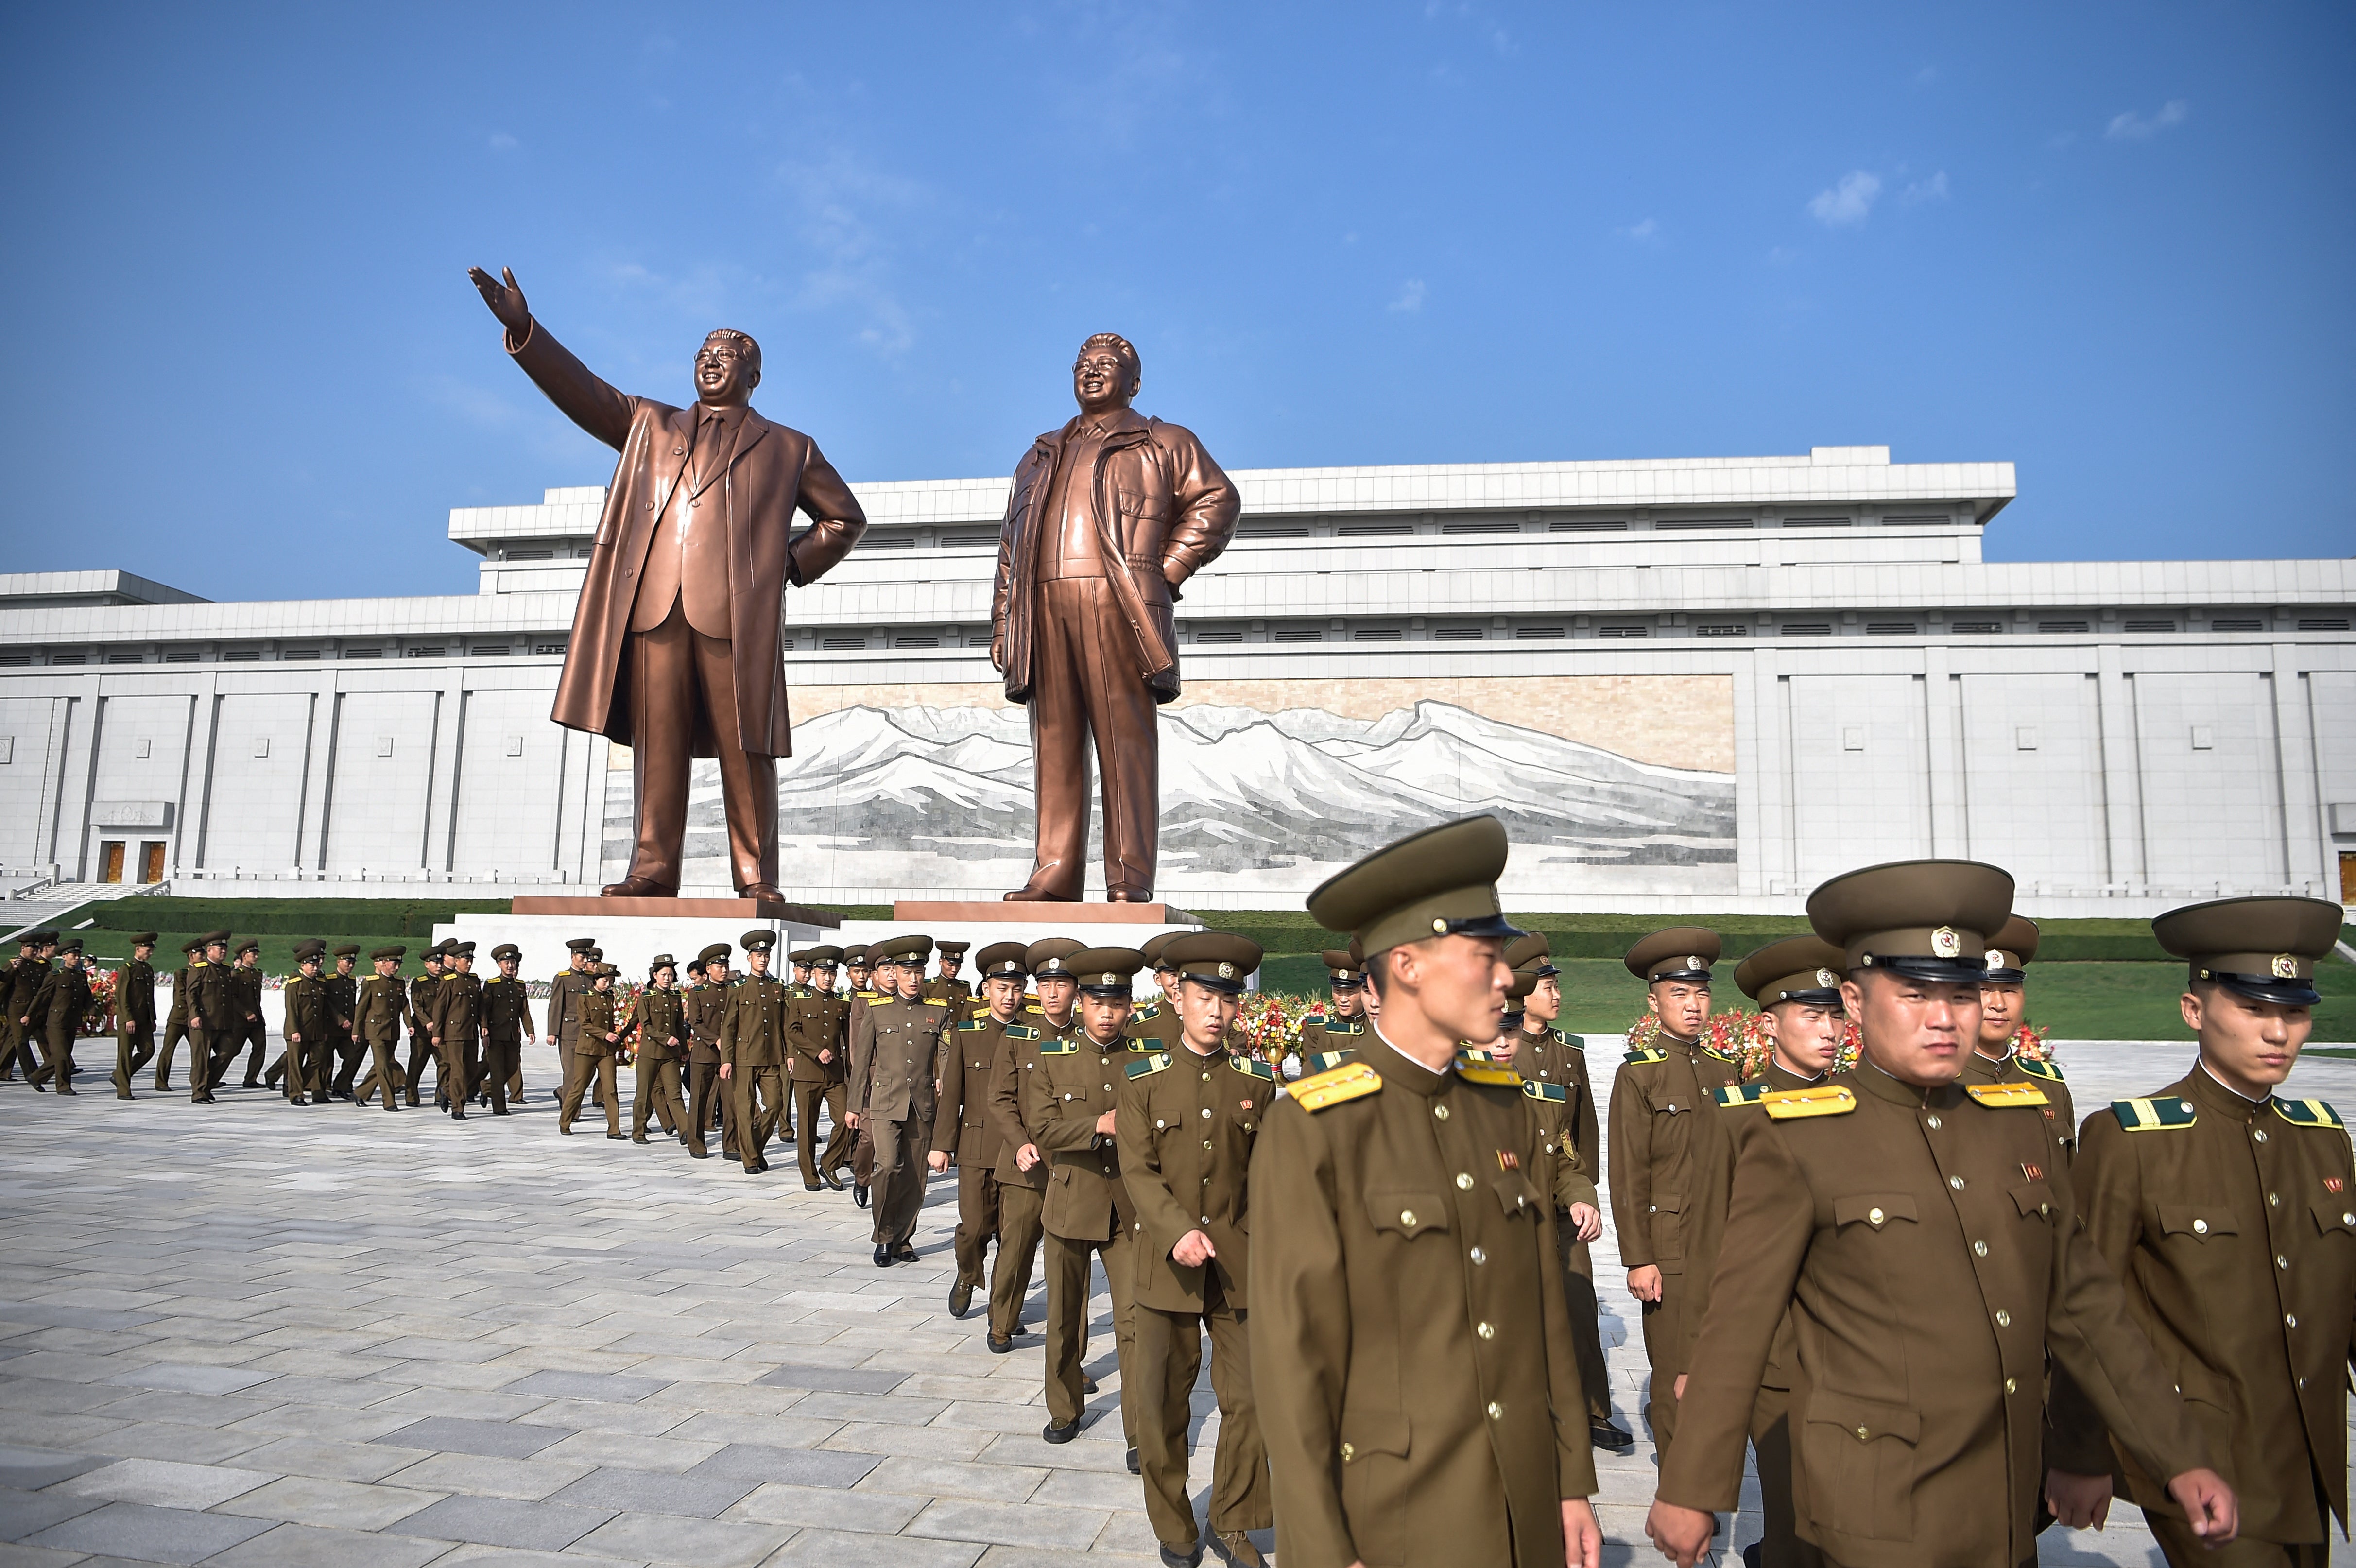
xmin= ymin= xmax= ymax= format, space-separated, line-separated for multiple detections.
xmin=0 ymin=1040 xmax=2350 ymax=1567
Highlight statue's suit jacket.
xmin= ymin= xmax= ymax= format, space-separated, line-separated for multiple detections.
xmin=509 ymin=318 xmax=867 ymax=758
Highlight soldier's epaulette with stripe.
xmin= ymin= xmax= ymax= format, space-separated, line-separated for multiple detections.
xmin=1037 ymin=1037 xmax=1079 ymax=1055
xmin=1714 ymin=1082 xmax=1769 ymax=1109
xmin=1548 ymin=1026 xmax=1579 ymax=1047
xmin=1024 ymin=1002 xmax=1044 ymax=1013
xmin=2016 ymin=1056 xmax=2065 ymax=1083
xmin=1294 ymin=1061 xmax=1380 ymax=1111
xmin=1764 ymin=1084 xmax=1857 ymax=1119
xmin=1522 ymin=1079 xmax=1568 ymax=1104
xmin=923 ymin=999 xmax=948 ymax=1008
xmin=485 ymin=975 xmax=505 ymax=984
xmin=1454 ymin=1053 xmax=1523 ymax=1088
xmin=1003 ymin=1023 xmax=1040 ymax=1041
xmin=854 ymin=990 xmax=881 ymax=1000
xmin=1624 ymin=1047 xmax=1668 ymax=1066
xmin=2112 ymin=1095 xmax=2196 ymax=1130
xmin=957 ymin=1018 xmax=988 ymax=1033
xmin=2272 ymin=1097 xmax=2343 ymax=1129
xmin=1324 ymin=1017 xmax=1365 ymax=1036
xmin=1230 ymin=1055 xmax=1275 ymax=1082
xmin=1966 ymin=1082 xmax=2049 ymax=1110
xmin=1700 ymin=1044 xmax=1742 ymax=1065
xmin=1305 ymin=1048 xmax=1354 ymax=1074
xmin=1125 ymin=1051 xmax=1170 ymax=1079
xmin=1127 ymin=1039 xmax=1161 ymax=1052
xmin=1133 ymin=1000 xmax=1160 ymax=1021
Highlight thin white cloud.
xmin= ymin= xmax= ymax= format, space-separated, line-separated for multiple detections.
xmin=1617 ymin=217 xmax=1659 ymax=241
xmin=1900 ymin=171 xmax=1949 ymax=205
xmin=1388 ymin=279 xmax=1427 ymax=313
xmin=1807 ymin=171 xmax=1882 ymax=227
xmin=2106 ymin=100 xmax=2189 ymax=141
xmin=487 ymin=132 xmax=518 ymax=152
xmin=1912 ymin=65 xmax=1939 ymax=87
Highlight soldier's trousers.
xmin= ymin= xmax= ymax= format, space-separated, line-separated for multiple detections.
xmin=684 ymin=1061 xmax=722 ymax=1156
xmin=793 ymin=1078 xmax=853 ymax=1183
xmin=436 ymin=1033 xmax=477 ymax=1111
xmin=481 ymin=1035 xmax=519 ymax=1112
xmin=1747 ymin=1385 xmax=1821 ymax=1568
xmin=404 ymin=1030 xmax=438 ymax=1104
xmin=632 ymin=1055 xmax=683 ymax=1138
xmin=114 ymin=1024 xmax=153 ymax=1096
xmin=2141 ymin=1515 xmax=2326 ymax=1568
xmin=559 ymin=1052 xmax=620 ymax=1135
xmin=949 ymin=1155 xmax=1000 ymax=1287
xmin=154 ymin=1015 xmax=189 ymax=1090
xmin=989 ymin=1180 xmax=1048 ymax=1339
xmin=1132 ymin=1277 xmax=1270 ymax=1546
xmin=867 ymin=1115 xmax=927 ymax=1246
xmin=360 ymin=1036 xmax=403 ymax=1109
xmin=733 ymin=1066 xmax=783 ymax=1168
xmin=0 ymin=1016 xmax=24 ymax=1079
xmin=217 ymin=1015 xmax=267 ymax=1084
xmin=188 ymin=1023 xmax=217 ymax=1100
xmin=1557 ymin=1217 xmax=1612 ymax=1420
xmin=29 ymin=1028 xmax=78 ymax=1089
xmin=1042 ymin=1224 xmax=1135 ymax=1441
xmin=1639 ymin=1273 xmax=1689 ymax=1455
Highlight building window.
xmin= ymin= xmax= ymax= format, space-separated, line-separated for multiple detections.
xmin=1866 ymin=622 xmax=1918 ymax=636
xmin=52 ymin=654 xmax=87 ymax=666
xmin=1193 ymin=629 xmax=1244 ymax=644
xmin=1337 ymin=521 xmax=1415 ymax=537
xmin=345 ymin=647 xmax=383 ymax=659
xmin=1658 ymin=517 xmax=1752 ymax=531
xmin=863 ymin=536 xmax=914 ymax=550
xmin=0 ymin=654 xmax=33 ymax=666
xmin=1238 ymin=523 xmax=1312 ymax=539
xmin=1272 ymin=628 xmax=1323 ymax=642
xmin=1550 ymin=518 xmax=1629 ymax=532
xmin=2037 ymin=621 xmax=2090 ymax=635
xmin=893 ymin=635 xmax=939 ymax=649
xmin=1598 ymin=624 xmax=1648 ymax=638
xmin=2208 ymin=618 xmax=2262 ymax=632
xmin=164 ymin=650 xmax=199 ymax=662
xmin=508 ymin=549 xmax=553 ymax=561
xmin=224 ymin=649 xmax=261 ymax=661
xmin=1951 ymin=621 xmax=2000 ymax=634
xmin=104 ymin=653 xmax=144 ymax=664
xmin=1352 ymin=628 xmax=1405 ymax=641
xmin=1786 ymin=516 xmax=1851 ymax=527
xmin=2123 ymin=620 xmax=2178 ymax=633
xmin=532 ymin=643 xmax=566 ymax=655
xmin=2298 ymin=618 xmax=2350 ymax=632
xmin=1514 ymin=626 xmax=1566 ymax=639
xmin=820 ymin=636 xmax=867 ymax=650
xmin=1696 ymin=623 xmax=1745 ymax=637
xmin=283 ymin=649 xmax=320 ymax=660
xmin=404 ymin=647 xmax=446 ymax=658
xmin=1782 ymin=623 xmax=1833 ymax=636
xmin=471 ymin=646 xmax=510 ymax=656
xmin=1887 ymin=514 xmax=1949 ymax=524
xmin=941 ymin=528 xmax=999 ymax=547
xmin=1439 ymin=520 xmax=1518 ymax=535
xmin=1431 ymin=626 xmax=1484 ymax=640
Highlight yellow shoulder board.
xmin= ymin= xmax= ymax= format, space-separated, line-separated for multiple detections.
xmin=1522 ymin=1079 xmax=1568 ymax=1104
xmin=2016 ymin=1056 xmax=2065 ymax=1083
xmin=1763 ymin=1084 xmax=1858 ymax=1120
xmin=924 ymin=999 xmax=947 ymax=1007
xmin=1624 ymin=1047 xmax=1668 ymax=1066
xmin=1714 ymin=1082 xmax=1768 ymax=1109
xmin=1700 ymin=1044 xmax=1742 ymax=1065
xmin=2111 ymin=1095 xmax=2197 ymax=1130
xmin=1966 ymin=1082 xmax=2049 ymax=1110
xmin=1125 ymin=1052 xmax=1171 ymax=1079
xmin=1025 ymin=1002 xmax=1044 ymax=1013
xmin=2272 ymin=1097 xmax=2343 ymax=1129
xmin=1455 ymin=1058 xmax=1523 ymax=1088
xmin=1294 ymin=1061 xmax=1382 ymax=1112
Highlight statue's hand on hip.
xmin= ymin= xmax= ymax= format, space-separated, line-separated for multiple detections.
xmin=466 ymin=265 xmax=531 ymax=340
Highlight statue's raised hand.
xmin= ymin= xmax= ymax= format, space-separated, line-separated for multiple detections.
xmin=466 ymin=265 xmax=531 ymax=339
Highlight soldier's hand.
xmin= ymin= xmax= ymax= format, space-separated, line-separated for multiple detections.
xmin=1567 ymin=1201 xmax=1602 ymax=1242
xmin=1560 ymin=1499 xmax=1602 ymax=1568
xmin=1672 ymin=1373 xmax=1686 ymax=1401
xmin=467 ymin=265 xmax=531 ymax=338
xmin=2044 ymin=1468 xmax=2113 ymax=1530
xmin=1627 ymin=1263 xmax=1664 ymax=1303
xmin=1094 ymin=1109 xmax=1117 ymax=1136
xmin=1171 ymin=1229 xmax=1215 ymax=1268
xmin=927 ymin=1151 xmax=949 ymax=1174
xmin=1642 ymin=1499 xmax=1712 ymax=1566
xmin=720 ymin=1063 xmax=733 ymax=1080
xmin=844 ymin=1111 xmax=860 ymax=1129
xmin=1016 ymin=1141 xmax=1040 ymax=1172
xmin=2166 ymin=1468 xmax=2236 ymax=1543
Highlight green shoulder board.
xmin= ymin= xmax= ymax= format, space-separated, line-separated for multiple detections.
xmin=957 ymin=1018 xmax=987 ymax=1033
xmin=1305 ymin=1048 xmax=1355 ymax=1074
xmin=2112 ymin=1096 xmax=2198 ymax=1131
xmin=1325 ymin=1017 xmax=1365 ymax=1036
xmin=1125 ymin=1052 xmax=1171 ymax=1079
xmin=1003 ymin=1023 xmax=1039 ymax=1041
xmin=1127 ymin=1039 xmax=1159 ymax=1052
xmin=2273 ymin=1097 xmax=2344 ymax=1129
xmin=2017 ymin=1056 xmax=2065 ymax=1083
xmin=1231 ymin=1056 xmax=1275 ymax=1082
xmin=1133 ymin=1000 xmax=1160 ymax=1021
xmin=1714 ymin=1082 xmax=1768 ymax=1109
xmin=1624 ymin=1047 xmax=1668 ymax=1066
xmin=1522 ymin=1079 xmax=1568 ymax=1104
xmin=1037 ymin=1037 xmax=1079 ymax=1056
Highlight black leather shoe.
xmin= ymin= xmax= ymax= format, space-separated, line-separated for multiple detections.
xmin=451 ymin=1109 xmax=467 ymax=1120
xmin=1125 ymin=1446 xmax=1140 ymax=1474
xmin=1742 ymin=1545 xmax=1763 ymax=1568
xmin=1041 ymin=1418 xmax=1079 ymax=1444
xmin=689 ymin=1148 xmax=710 ymax=1159
xmin=558 ymin=1122 xmax=572 ymax=1135
xmin=1158 ymin=1543 xmax=1203 ymax=1568
xmin=854 ymin=1184 xmax=870 ymax=1209
xmin=804 ymin=1181 xmax=824 ymax=1191
xmin=1210 ymin=1531 xmax=1265 ymax=1568
xmin=821 ymin=1166 xmax=845 ymax=1191
xmin=606 ymin=1131 xmax=626 ymax=1140
xmin=631 ymin=1133 xmax=649 ymax=1144
xmin=892 ymin=1243 xmax=919 ymax=1263
xmin=1590 ymin=1418 xmax=1635 ymax=1453
xmin=949 ymin=1281 xmax=974 ymax=1318
xmin=1082 ymin=1374 xmax=1098 ymax=1395
xmin=873 ymin=1246 xmax=894 ymax=1268
xmin=986 ymin=1332 xmax=1013 ymax=1353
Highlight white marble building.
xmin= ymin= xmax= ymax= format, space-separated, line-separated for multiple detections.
xmin=3 ymin=445 xmax=2351 ymax=914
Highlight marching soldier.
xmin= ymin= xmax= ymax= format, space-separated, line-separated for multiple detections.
xmin=1123 ymin=934 xmax=1186 ymax=1051
xmin=851 ymin=936 xmax=949 ymax=1264
xmin=931 ymin=940 xmax=1026 ymax=1315
xmin=1121 ymin=932 xmax=1274 ymax=1568
xmin=986 ymin=936 xmax=1083 ymax=1351
xmin=925 ymin=940 xmax=973 ymax=1006
xmin=1295 ymin=947 xmax=1371 ymax=1072
xmin=683 ymin=943 xmax=733 ymax=1160
xmin=716 ymin=930 xmax=790 ymax=1171
xmin=1030 ymin=945 xmax=1145 ymax=1461
xmin=323 ymin=943 xmax=361 ymax=1101
xmin=111 ymin=932 xmax=158 ymax=1099
xmin=353 ymin=946 xmax=409 ymax=1111
xmin=1711 ymin=934 xmax=1851 ymax=1568
xmin=560 ymin=963 xmax=627 ymax=1138
xmin=2044 ymin=896 xmax=2348 ymax=1568
xmin=1967 ymin=914 xmax=2077 ymax=1156
xmin=406 ymin=941 xmax=450 ymax=1108
xmin=187 ymin=931 xmax=239 ymax=1104
xmin=214 ymin=936 xmax=268 ymax=1088
xmin=434 ymin=941 xmax=483 ymax=1118
xmin=154 ymin=935 xmax=197 ymax=1093
xmin=277 ymin=940 xmax=331 ymax=1104
xmin=1607 ymin=926 xmax=1737 ymax=1455
xmin=0 ymin=931 xmax=49 ymax=1081
xmin=1646 ymin=859 xmax=2236 ymax=1568
xmin=480 ymin=943 xmax=534 ymax=1115
xmin=1252 ymin=816 xmax=1602 ymax=1568
xmin=1502 ymin=933 xmax=1627 ymax=1454
xmin=789 ymin=946 xmax=854 ymax=1189
xmin=626 ymin=954 xmax=687 ymax=1143
xmin=25 ymin=938 xmax=93 ymax=1093
xmin=549 ymin=937 xmax=596 ymax=1112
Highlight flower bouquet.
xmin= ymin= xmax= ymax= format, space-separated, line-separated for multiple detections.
xmin=1233 ymin=991 xmax=1304 ymax=1064
xmin=79 ymin=965 xmax=118 ymax=1036
xmin=2009 ymin=1022 xmax=2053 ymax=1063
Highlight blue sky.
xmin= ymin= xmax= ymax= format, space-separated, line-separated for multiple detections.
xmin=1 ymin=2 xmax=2349 ymax=602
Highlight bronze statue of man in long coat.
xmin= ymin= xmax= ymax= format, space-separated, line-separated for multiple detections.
xmin=468 ymin=267 xmax=867 ymax=901
xmin=991 ymin=334 xmax=1239 ymax=902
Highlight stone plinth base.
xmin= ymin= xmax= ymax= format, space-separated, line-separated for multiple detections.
xmin=515 ymin=894 xmax=840 ymax=928
xmin=437 ymin=909 xmax=835 ymax=982
xmin=891 ymin=900 xmax=1195 ymax=925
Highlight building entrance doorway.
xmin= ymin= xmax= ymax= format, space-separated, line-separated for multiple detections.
xmin=141 ymin=842 xmax=167 ymax=883
xmin=100 ymin=841 xmax=125 ymax=883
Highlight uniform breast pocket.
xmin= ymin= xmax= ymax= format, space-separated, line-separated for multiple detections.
xmin=2009 ymin=1181 xmax=2057 ymax=1225
xmin=1490 ymin=1170 xmax=1545 ymax=1223
xmin=1368 ymin=1191 xmax=1451 ymax=1243
xmin=2157 ymin=1204 xmax=2237 ymax=1243
xmin=2309 ymin=1198 xmax=2356 ymax=1240
xmin=1649 ymin=1190 xmax=1686 ymax=1264
xmin=1832 ymin=1194 xmax=1918 ymax=1235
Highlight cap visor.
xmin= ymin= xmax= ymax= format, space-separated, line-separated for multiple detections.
xmin=1868 ymin=956 xmax=1990 ymax=985
xmin=1446 ymin=912 xmax=1527 ymax=941
xmin=2213 ymin=973 xmax=2323 ymax=1008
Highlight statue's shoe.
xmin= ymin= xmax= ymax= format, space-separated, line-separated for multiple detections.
xmin=1003 ymin=887 xmax=1078 ymax=902
xmin=739 ymin=883 xmax=787 ymax=903
xmin=601 ymin=877 xmax=677 ymax=897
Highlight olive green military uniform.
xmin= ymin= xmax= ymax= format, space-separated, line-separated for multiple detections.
xmin=933 ymin=1010 xmax=1013 ymax=1295
xmin=547 ymin=941 xmax=595 ymax=1111
xmin=26 ymin=950 xmax=92 ymax=1093
xmin=1512 ymin=1018 xmax=1615 ymax=1430
xmin=1026 ymin=1011 xmax=1140 ymax=1442
xmin=433 ymin=954 xmax=483 ymax=1116
xmin=157 ymin=942 xmax=197 ymax=1090
xmin=185 ymin=940 xmax=237 ymax=1102
xmin=221 ymin=946 xmax=269 ymax=1086
xmin=112 ymin=942 xmax=158 ymax=1098
xmin=1118 ymin=932 xmax=1277 ymax=1557
xmin=279 ymin=957 xmax=331 ymax=1103
xmin=985 ymin=1009 xmax=1061 ymax=1341
xmin=321 ymin=948 xmax=361 ymax=1100
xmin=1296 ymin=948 xmax=1372 ymax=1072
xmin=1962 ymin=1051 xmax=2075 ymax=1155
xmin=480 ymin=952 xmax=533 ymax=1115
xmin=716 ymin=951 xmax=790 ymax=1170
xmin=852 ymin=971 xmax=949 ymax=1251
xmin=788 ymin=964 xmax=854 ymax=1186
xmin=353 ymin=952 xmax=408 ymax=1111
xmin=561 ymin=977 xmax=625 ymax=1136
xmin=0 ymin=942 xmax=46 ymax=1080
xmin=684 ymin=964 xmax=733 ymax=1160
xmin=404 ymin=958 xmax=447 ymax=1106
xmin=626 ymin=980 xmax=687 ymax=1141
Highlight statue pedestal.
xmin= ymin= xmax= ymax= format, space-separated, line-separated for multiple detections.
xmin=436 ymin=897 xmax=837 ymax=981
xmin=890 ymin=899 xmax=1195 ymax=925
xmin=515 ymin=894 xmax=842 ymax=928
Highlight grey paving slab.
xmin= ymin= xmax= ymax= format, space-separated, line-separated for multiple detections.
xmin=376 ymin=1451 xmax=595 ymax=1501
xmin=203 ymin=1519 xmax=454 ymax=1568
xmin=0 ymin=1486 xmax=103 ymax=1543
xmin=499 ymin=1369 xmax=671 ymax=1403
xmin=373 ymin=1415 xmax=571 ymax=1459
xmin=0 ymin=1447 xmax=103 ymax=1492
xmin=25 ymin=1499 xmax=276 ymax=1564
xmin=753 ymin=1363 xmax=909 ymax=1395
xmin=212 ymin=1473 xmax=447 ymax=1530
xmin=760 ymin=1526 xmax=984 ymax=1567
xmin=384 ymin=1492 xmax=616 ymax=1550
xmin=544 ymin=1465 xmax=758 ymax=1518
xmin=689 ymin=1443 xmax=879 ymax=1490
xmin=52 ymin=1456 xmax=275 ymax=1510
xmin=567 ymin=1511 xmax=792 ymax=1567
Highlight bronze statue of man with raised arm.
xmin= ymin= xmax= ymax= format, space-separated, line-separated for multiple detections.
xmin=468 ymin=267 xmax=867 ymax=901
xmin=991 ymin=334 xmax=1239 ymax=902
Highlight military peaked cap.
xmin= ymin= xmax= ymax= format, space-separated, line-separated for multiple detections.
xmin=56 ymin=937 xmax=83 ymax=955
xmin=1982 ymin=915 xmax=2040 ymax=984
xmin=181 ymin=937 xmax=207 ymax=955
xmin=293 ymin=939 xmax=327 ymax=963
xmin=448 ymin=941 xmax=476 ymax=959
xmin=648 ymin=953 xmax=676 ymax=974
xmin=234 ymin=936 xmax=260 ymax=957
xmin=1307 ymin=815 xmax=1523 ymax=959
xmin=489 ymin=943 xmax=519 ymax=963
xmin=1734 ymin=935 xmax=1849 ymax=1008
xmin=1503 ymin=932 xmax=1558 ymax=978
xmin=873 ymin=934 xmax=933 ymax=965
xmin=1318 ymin=947 xmax=1365 ymax=988
xmin=1507 ymin=968 xmax=1538 ymax=1002
xmin=1626 ymin=928 xmax=1720 ymax=983
xmin=24 ymin=930 xmax=57 ymax=946
xmin=1164 ymin=933 xmax=1261 ymax=994
xmin=1026 ymin=937 xmax=1086 ymax=977
xmin=2154 ymin=895 xmax=2343 ymax=1007
xmin=842 ymin=944 xmax=872 ymax=966
xmin=1807 ymin=859 xmax=2013 ymax=984
xmin=739 ymin=929 xmax=775 ymax=954
xmin=802 ymin=945 xmax=844 ymax=967
xmin=371 ymin=945 xmax=406 ymax=962
xmin=333 ymin=942 xmax=361 ymax=958
xmin=976 ymin=941 xmax=1029 ymax=979
xmin=1140 ymin=932 xmax=1183 ymax=970
xmin=198 ymin=930 xmax=229 ymax=948
xmin=127 ymin=930 xmax=158 ymax=947
xmin=695 ymin=942 xmax=732 ymax=968
xmin=567 ymin=936 xmax=597 ymax=954
xmin=1069 ymin=946 xmax=1146 ymax=994
xmin=936 ymin=940 xmax=969 ymax=960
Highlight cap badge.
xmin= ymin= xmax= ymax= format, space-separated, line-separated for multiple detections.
xmin=1931 ymin=926 xmax=1961 ymax=959
xmin=1985 ymin=950 xmax=2005 ymax=971
xmin=1217 ymin=961 xmax=1235 ymax=979
xmin=2272 ymin=954 xmax=2298 ymax=979
xmin=1815 ymin=968 xmax=1839 ymax=989
xmin=1685 ymin=956 xmax=1702 ymax=972
xmin=1431 ymin=918 xmax=1448 ymax=934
